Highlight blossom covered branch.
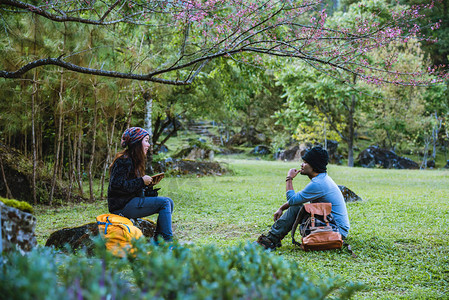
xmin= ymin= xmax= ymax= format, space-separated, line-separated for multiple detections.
xmin=0 ymin=0 xmax=447 ymax=85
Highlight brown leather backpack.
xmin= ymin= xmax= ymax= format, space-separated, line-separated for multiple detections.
xmin=291 ymin=203 xmax=343 ymax=251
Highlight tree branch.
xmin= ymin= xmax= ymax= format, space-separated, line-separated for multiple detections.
xmin=99 ymin=0 xmax=122 ymax=22
xmin=0 ymin=0 xmax=140 ymax=25
xmin=0 ymin=58 xmax=194 ymax=84
xmin=0 ymin=0 xmax=445 ymax=86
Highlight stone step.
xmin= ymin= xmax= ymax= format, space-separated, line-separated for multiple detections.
xmin=184 ymin=120 xmax=224 ymax=145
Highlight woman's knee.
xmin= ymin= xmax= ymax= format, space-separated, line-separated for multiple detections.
xmin=166 ymin=197 xmax=175 ymax=212
xmin=167 ymin=197 xmax=174 ymax=211
xmin=160 ymin=197 xmax=174 ymax=212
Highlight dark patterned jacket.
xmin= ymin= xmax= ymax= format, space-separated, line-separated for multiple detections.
xmin=107 ymin=156 xmax=144 ymax=212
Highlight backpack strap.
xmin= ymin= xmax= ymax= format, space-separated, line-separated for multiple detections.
xmin=343 ymin=241 xmax=357 ymax=258
xmin=310 ymin=213 xmax=315 ymax=227
xmin=97 ymin=216 xmax=113 ymax=235
xmin=97 ymin=216 xmax=131 ymax=235
xmin=322 ymin=214 xmax=329 ymax=226
xmin=291 ymin=206 xmax=305 ymax=246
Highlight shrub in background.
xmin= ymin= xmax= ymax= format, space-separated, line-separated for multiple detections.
xmin=0 ymin=240 xmax=363 ymax=299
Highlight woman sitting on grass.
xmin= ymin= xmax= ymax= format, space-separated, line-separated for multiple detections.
xmin=107 ymin=127 xmax=174 ymax=242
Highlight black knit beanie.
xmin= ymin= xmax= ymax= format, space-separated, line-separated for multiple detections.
xmin=301 ymin=146 xmax=329 ymax=173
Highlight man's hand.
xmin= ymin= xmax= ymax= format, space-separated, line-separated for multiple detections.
xmin=287 ymin=168 xmax=300 ymax=179
xmin=273 ymin=209 xmax=283 ymax=221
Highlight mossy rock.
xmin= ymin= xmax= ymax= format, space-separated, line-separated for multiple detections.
xmin=0 ymin=197 xmax=34 ymax=214
xmin=45 ymin=218 xmax=156 ymax=255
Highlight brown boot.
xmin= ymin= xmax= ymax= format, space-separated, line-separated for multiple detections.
xmin=255 ymin=234 xmax=281 ymax=250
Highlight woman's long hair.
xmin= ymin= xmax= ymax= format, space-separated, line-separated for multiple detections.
xmin=110 ymin=140 xmax=146 ymax=177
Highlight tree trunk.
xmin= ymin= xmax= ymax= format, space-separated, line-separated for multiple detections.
xmin=152 ymin=110 xmax=179 ymax=151
xmin=67 ymin=132 xmax=74 ymax=201
xmin=323 ymin=119 xmax=327 ymax=150
xmin=432 ymin=111 xmax=442 ymax=160
xmin=76 ymin=112 xmax=84 ymax=197
xmin=144 ymin=91 xmax=154 ymax=172
xmin=71 ymin=129 xmax=77 ymax=195
xmin=31 ymin=16 xmax=38 ymax=204
xmin=347 ymin=75 xmax=357 ymax=167
xmin=145 ymin=95 xmax=153 ymax=137
xmin=347 ymin=94 xmax=355 ymax=167
xmin=59 ymin=124 xmax=64 ymax=181
xmin=49 ymin=68 xmax=64 ymax=205
xmin=0 ymin=156 xmax=13 ymax=199
xmin=24 ymin=130 xmax=27 ymax=157
xmin=100 ymin=103 xmax=118 ymax=199
xmin=421 ymin=136 xmax=431 ymax=169
xmin=31 ymin=70 xmax=38 ymax=204
xmin=159 ymin=114 xmax=179 ymax=146
xmin=88 ymin=81 xmax=98 ymax=201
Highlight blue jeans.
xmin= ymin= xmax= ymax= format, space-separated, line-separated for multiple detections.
xmin=269 ymin=204 xmax=303 ymax=242
xmin=113 ymin=196 xmax=174 ymax=241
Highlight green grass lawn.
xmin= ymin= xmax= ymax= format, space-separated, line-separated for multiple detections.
xmin=34 ymin=159 xmax=449 ymax=299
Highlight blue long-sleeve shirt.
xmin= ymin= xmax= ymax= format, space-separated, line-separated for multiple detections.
xmin=286 ymin=173 xmax=350 ymax=237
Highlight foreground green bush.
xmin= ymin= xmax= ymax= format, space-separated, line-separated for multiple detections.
xmin=0 ymin=240 xmax=363 ymax=299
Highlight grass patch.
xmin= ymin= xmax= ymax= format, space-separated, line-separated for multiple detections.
xmin=34 ymin=159 xmax=449 ymax=299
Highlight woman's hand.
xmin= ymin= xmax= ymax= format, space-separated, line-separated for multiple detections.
xmin=142 ymin=175 xmax=153 ymax=186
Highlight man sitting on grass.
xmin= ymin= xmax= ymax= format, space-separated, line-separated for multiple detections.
xmin=256 ymin=146 xmax=350 ymax=250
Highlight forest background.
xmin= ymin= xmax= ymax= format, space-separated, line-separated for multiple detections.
xmin=0 ymin=0 xmax=448 ymax=203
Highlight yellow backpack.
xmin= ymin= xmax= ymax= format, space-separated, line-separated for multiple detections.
xmin=96 ymin=214 xmax=143 ymax=257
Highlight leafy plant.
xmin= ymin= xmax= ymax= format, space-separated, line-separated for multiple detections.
xmin=0 ymin=241 xmax=363 ymax=300
xmin=0 ymin=243 xmax=133 ymax=300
